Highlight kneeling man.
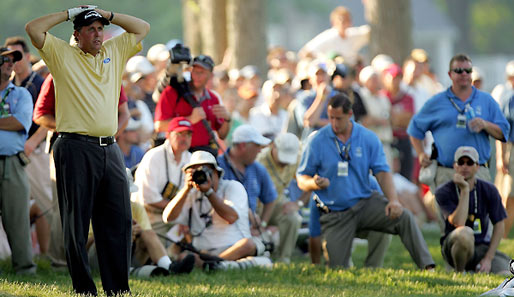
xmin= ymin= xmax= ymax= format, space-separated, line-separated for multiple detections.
xmin=436 ymin=146 xmax=510 ymax=274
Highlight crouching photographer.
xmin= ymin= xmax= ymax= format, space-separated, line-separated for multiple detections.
xmin=163 ymin=150 xmax=268 ymax=269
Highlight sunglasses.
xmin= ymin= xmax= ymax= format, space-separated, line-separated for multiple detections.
xmin=457 ymin=159 xmax=475 ymax=166
xmin=452 ymin=68 xmax=472 ymax=74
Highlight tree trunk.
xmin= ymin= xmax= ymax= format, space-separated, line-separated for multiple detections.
xmin=365 ymin=0 xmax=413 ymax=64
xmin=182 ymin=0 xmax=202 ymax=56
xmin=226 ymin=0 xmax=267 ymax=73
xmin=199 ymin=0 xmax=227 ymax=64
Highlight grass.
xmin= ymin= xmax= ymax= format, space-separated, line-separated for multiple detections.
xmin=0 ymin=227 xmax=512 ymax=297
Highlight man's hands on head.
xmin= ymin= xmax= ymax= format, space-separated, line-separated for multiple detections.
xmin=67 ymin=5 xmax=97 ymax=21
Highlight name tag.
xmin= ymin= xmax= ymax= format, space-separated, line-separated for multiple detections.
xmin=338 ymin=161 xmax=348 ymax=177
xmin=456 ymin=114 xmax=466 ymax=129
xmin=473 ymin=218 xmax=482 ymax=234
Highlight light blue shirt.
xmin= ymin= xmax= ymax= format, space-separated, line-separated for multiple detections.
xmin=297 ymin=120 xmax=390 ymax=211
xmin=0 ymin=82 xmax=33 ymax=155
xmin=408 ymin=86 xmax=510 ymax=167
xmin=218 ymin=149 xmax=278 ymax=212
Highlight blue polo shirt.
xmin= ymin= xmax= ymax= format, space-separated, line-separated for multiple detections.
xmin=0 ymin=82 xmax=33 ymax=155
xmin=218 ymin=150 xmax=277 ymax=212
xmin=309 ymin=175 xmax=382 ymax=237
xmin=297 ymin=120 xmax=390 ymax=211
xmin=408 ymin=86 xmax=509 ymax=167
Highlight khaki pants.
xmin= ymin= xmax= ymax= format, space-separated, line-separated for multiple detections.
xmin=0 ymin=155 xmax=36 ymax=273
xmin=320 ymin=193 xmax=434 ymax=269
xmin=267 ymin=199 xmax=302 ymax=262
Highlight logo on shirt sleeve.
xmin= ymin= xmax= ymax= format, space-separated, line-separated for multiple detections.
xmin=103 ymin=58 xmax=111 ymax=64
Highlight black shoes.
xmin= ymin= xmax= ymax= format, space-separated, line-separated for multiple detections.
xmin=169 ymin=253 xmax=195 ymax=274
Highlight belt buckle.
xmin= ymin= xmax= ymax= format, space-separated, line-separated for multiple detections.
xmin=99 ymin=136 xmax=109 ymax=146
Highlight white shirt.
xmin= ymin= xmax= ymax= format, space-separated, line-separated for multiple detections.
xmin=249 ymin=104 xmax=288 ymax=139
xmin=132 ymin=140 xmax=191 ymax=206
xmin=492 ymin=81 xmax=514 ymax=108
xmin=359 ymin=87 xmax=393 ymax=143
xmin=301 ymin=26 xmax=370 ymax=65
xmin=174 ymin=179 xmax=251 ymax=251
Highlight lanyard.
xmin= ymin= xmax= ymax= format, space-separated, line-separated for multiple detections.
xmin=455 ymin=184 xmax=478 ymax=215
xmin=1 ymin=87 xmax=12 ymax=104
xmin=334 ymin=138 xmax=351 ymax=161
xmin=447 ymin=90 xmax=475 ymax=114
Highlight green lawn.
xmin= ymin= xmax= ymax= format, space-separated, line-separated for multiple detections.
xmin=0 ymin=227 xmax=512 ymax=297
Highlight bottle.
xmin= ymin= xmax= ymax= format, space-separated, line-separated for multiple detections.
xmin=465 ymin=104 xmax=476 ymax=132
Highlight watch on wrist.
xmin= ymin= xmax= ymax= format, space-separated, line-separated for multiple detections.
xmin=297 ymin=200 xmax=305 ymax=208
xmin=260 ymin=221 xmax=268 ymax=228
xmin=204 ymin=188 xmax=214 ymax=197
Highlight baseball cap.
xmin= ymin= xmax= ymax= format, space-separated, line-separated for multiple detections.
xmin=454 ymin=146 xmax=479 ymax=163
xmin=146 ymin=43 xmax=170 ymax=64
xmin=359 ymin=66 xmax=378 ymax=84
xmin=308 ymin=60 xmax=328 ymax=77
xmin=274 ymin=133 xmax=300 ymax=165
xmin=126 ymin=56 xmax=155 ymax=83
xmin=383 ymin=64 xmax=403 ymax=78
xmin=232 ymin=124 xmax=271 ymax=146
xmin=125 ymin=117 xmax=142 ymax=131
xmin=371 ymin=54 xmax=393 ymax=73
xmin=183 ymin=150 xmax=224 ymax=177
xmin=167 ymin=117 xmax=193 ymax=133
xmin=192 ymin=55 xmax=215 ymax=72
xmin=73 ymin=10 xmax=109 ymax=30
xmin=0 ymin=47 xmax=22 ymax=63
xmin=331 ymin=64 xmax=348 ymax=80
xmin=240 ymin=65 xmax=260 ymax=79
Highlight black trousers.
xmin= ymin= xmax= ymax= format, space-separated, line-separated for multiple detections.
xmin=392 ymin=136 xmax=414 ymax=181
xmin=53 ymin=137 xmax=132 ymax=296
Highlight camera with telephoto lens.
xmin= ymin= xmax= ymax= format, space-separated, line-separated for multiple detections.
xmin=192 ymin=166 xmax=213 ymax=185
xmin=170 ymin=43 xmax=192 ymax=64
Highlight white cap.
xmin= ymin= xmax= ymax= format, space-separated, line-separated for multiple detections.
xmin=506 ymin=60 xmax=514 ymax=77
xmin=274 ymin=133 xmax=300 ymax=165
xmin=146 ymin=43 xmax=170 ymax=64
xmin=471 ymin=66 xmax=483 ymax=82
xmin=371 ymin=54 xmax=394 ymax=73
xmin=241 ymin=65 xmax=260 ymax=79
xmin=126 ymin=56 xmax=156 ymax=83
xmin=359 ymin=66 xmax=378 ymax=84
xmin=454 ymin=146 xmax=479 ymax=163
xmin=183 ymin=150 xmax=224 ymax=177
xmin=125 ymin=117 xmax=142 ymax=131
xmin=232 ymin=124 xmax=271 ymax=146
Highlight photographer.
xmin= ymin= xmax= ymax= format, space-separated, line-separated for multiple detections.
xmin=162 ymin=150 xmax=256 ymax=265
xmin=155 ymin=54 xmax=231 ymax=154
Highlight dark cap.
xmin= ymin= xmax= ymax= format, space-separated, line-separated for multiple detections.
xmin=192 ymin=55 xmax=215 ymax=72
xmin=0 ymin=47 xmax=22 ymax=62
xmin=331 ymin=64 xmax=348 ymax=80
xmin=73 ymin=10 xmax=109 ymax=30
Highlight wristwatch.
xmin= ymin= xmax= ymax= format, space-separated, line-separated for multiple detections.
xmin=204 ymin=188 xmax=215 ymax=197
xmin=260 ymin=221 xmax=268 ymax=228
xmin=297 ymin=200 xmax=305 ymax=208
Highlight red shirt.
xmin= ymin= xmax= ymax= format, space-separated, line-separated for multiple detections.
xmin=383 ymin=90 xmax=414 ymax=138
xmin=33 ymin=74 xmax=128 ymax=122
xmin=155 ymin=85 xmax=224 ymax=148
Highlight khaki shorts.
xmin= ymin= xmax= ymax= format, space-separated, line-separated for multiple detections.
xmin=441 ymin=230 xmax=510 ymax=273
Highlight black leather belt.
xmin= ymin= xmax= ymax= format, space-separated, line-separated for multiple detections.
xmin=59 ymin=132 xmax=116 ymax=146
xmin=0 ymin=155 xmax=8 ymax=160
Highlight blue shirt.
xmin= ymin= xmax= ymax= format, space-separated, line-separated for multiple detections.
xmin=218 ymin=149 xmax=277 ymax=212
xmin=309 ymin=175 xmax=382 ymax=237
xmin=502 ymin=94 xmax=514 ymax=142
xmin=435 ymin=179 xmax=506 ymax=245
xmin=408 ymin=86 xmax=510 ymax=167
xmin=297 ymin=120 xmax=390 ymax=211
xmin=124 ymin=145 xmax=145 ymax=169
xmin=0 ymin=82 xmax=33 ymax=155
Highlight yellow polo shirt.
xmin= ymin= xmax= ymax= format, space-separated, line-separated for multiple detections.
xmin=256 ymin=146 xmax=299 ymax=202
xmin=38 ymin=33 xmax=142 ymax=136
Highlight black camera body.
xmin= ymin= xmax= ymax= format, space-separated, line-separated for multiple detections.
xmin=192 ymin=166 xmax=213 ymax=185
xmin=0 ymin=56 xmax=9 ymax=66
xmin=170 ymin=43 xmax=192 ymax=64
